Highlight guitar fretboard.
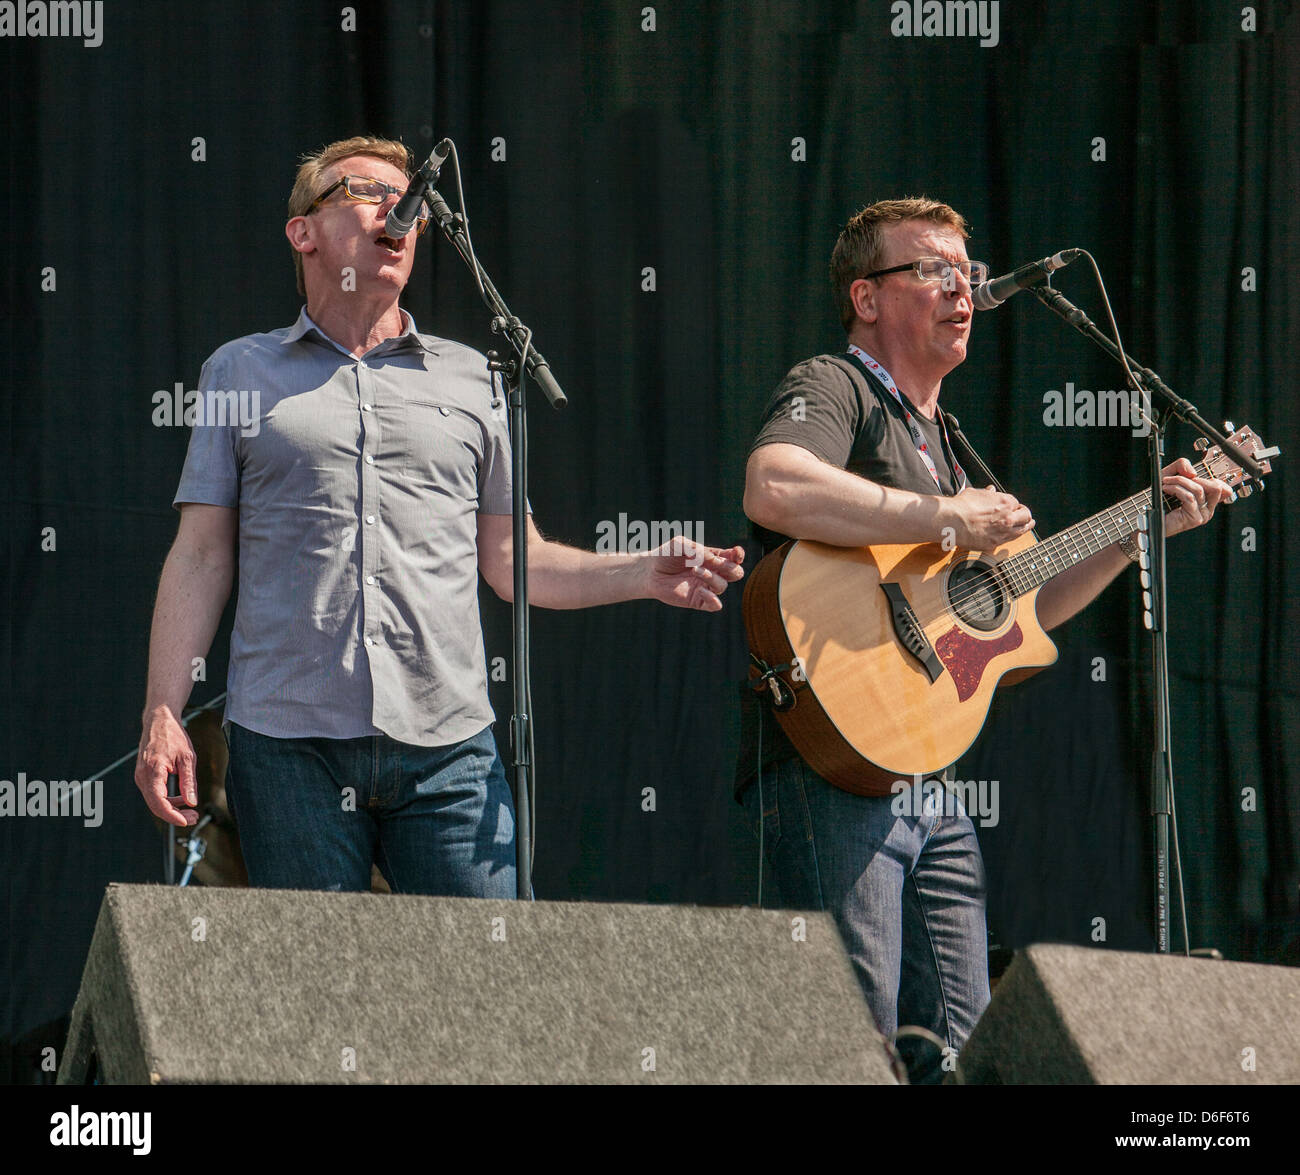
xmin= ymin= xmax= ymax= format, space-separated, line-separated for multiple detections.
xmin=996 ymin=460 xmax=1209 ymax=597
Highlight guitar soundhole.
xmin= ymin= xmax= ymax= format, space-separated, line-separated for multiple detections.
xmin=947 ymin=560 xmax=1008 ymax=632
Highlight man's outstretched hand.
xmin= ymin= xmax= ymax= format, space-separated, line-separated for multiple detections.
xmin=642 ymin=540 xmax=745 ymax=612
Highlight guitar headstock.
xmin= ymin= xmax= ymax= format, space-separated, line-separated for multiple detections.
xmin=1195 ymin=424 xmax=1280 ymax=497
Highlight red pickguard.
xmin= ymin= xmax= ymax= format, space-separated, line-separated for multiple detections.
xmin=935 ymin=624 xmax=1024 ymax=702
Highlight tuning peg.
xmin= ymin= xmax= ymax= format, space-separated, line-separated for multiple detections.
xmin=1223 ymin=420 xmax=1236 ymax=433
xmin=1238 ymin=484 xmax=1253 ymax=498
xmin=1193 ymin=438 xmax=1210 ymax=452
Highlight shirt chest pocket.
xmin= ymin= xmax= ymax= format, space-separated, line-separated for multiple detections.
xmin=401 ymin=400 xmax=485 ymax=498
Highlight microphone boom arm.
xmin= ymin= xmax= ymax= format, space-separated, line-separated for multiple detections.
xmin=1027 ymin=282 xmax=1265 ymax=480
xmin=425 ymin=188 xmax=566 ymax=409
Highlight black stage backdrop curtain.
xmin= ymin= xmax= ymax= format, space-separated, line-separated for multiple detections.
xmin=3 ymin=1 xmax=1298 ymax=1065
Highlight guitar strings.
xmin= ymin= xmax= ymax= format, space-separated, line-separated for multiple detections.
xmin=938 ymin=495 xmax=1147 ymax=615
xmin=923 ymin=460 xmax=1213 ymax=624
xmin=943 ymin=466 xmax=1205 ymax=609
xmin=935 ymin=490 xmax=1201 ymax=621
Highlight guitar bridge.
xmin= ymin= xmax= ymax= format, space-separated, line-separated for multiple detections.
xmin=880 ymin=582 xmax=944 ymax=684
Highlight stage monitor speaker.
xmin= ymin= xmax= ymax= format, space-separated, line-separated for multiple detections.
xmin=58 ymin=883 xmax=895 ymax=1085
xmin=956 ymin=942 xmax=1300 ymax=1084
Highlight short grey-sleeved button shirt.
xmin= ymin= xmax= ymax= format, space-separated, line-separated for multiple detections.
xmin=174 ymin=307 xmax=514 ymax=747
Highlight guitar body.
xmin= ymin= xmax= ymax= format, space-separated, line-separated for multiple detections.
xmin=741 ymin=425 xmax=1275 ymax=796
xmin=744 ymin=534 xmax=1059 ymax=796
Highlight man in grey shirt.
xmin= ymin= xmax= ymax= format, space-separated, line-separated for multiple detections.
xmin=134 ymin=135 xmax=743 ymax=896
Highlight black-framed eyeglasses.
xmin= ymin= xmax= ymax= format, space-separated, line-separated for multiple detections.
xmin=862 ymin=257 xmax=989 ymax=285
xmin=307 ymin=174 xmax=431 ymax=235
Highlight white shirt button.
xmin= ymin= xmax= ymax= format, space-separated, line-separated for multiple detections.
xmin=365 ymin=636 xmax=374 ymax=647
xmin=366 ymin=575 xmax=376 ymax=585
xmin=365 ymin=454 xmax=375 ymax=465
xmin=362 ymin=403 xmax=373 ymax=412
xmin=365 ymin=514 xmax=376 ymax=525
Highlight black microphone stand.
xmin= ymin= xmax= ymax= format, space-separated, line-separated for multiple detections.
xmin=423 ymin=186 xmax=566 ymax=902
xmin=1027 ymin=279 xmax=1266 ymax=953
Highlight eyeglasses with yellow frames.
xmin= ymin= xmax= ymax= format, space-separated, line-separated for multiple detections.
xmin=306 ymin=174 xmax=431 ymax=235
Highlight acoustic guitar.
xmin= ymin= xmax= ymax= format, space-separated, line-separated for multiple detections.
xmin=743 ymin=425 xmax=1277 ymax=795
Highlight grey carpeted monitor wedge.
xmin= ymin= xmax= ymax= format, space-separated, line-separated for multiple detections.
xmin=58 ymin=883 xmax=896 ymax=1084
xmin=956 ymin=943 xmax=1300 ymax=1084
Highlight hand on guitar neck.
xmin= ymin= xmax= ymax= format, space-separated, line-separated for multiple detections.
xmin=1153 ymin=455 xmax=1236 ymax=537
xmin=1030 ymin=455 xmax=1233 ymax=631
xmin=944 ymin=452 xmax=1231 ymax=550
xmin=945 ymin=456 xmax=1232 ymax=554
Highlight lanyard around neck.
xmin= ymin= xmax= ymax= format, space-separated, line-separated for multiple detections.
xmin=846 ymin=345 xmax=967 ymax=493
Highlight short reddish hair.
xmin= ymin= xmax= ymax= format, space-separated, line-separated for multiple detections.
xmin=286 ymin=136 xmax=412 ymax=295
xmin=830 ymin=197 xmax=971 ymax=330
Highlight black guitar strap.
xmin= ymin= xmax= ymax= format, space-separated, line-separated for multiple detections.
xmin=943 ymin=411 xmax=1008 ymax=496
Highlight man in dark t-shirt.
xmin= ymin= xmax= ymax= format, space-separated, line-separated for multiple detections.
xmin=738 ymin=197 xmax=1233 ymax=1083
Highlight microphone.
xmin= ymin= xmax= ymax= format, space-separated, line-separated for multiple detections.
xmin=972 ymin=248 xmax=1082 ymax=311
xmin=386 ymin=139 xmax=452 ymax=238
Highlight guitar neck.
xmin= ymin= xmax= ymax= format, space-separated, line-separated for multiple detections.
xmin=998 ymin=459 xmax=1211 ymax=596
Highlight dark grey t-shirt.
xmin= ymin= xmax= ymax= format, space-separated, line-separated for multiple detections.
xmin=736 ymin=352 xmax=968 ymax=791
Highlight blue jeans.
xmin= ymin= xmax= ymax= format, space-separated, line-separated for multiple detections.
xmin=224 ymin=722 xmax=516 ymax=897
xmin=741 ymin=756 xmax=990 ymax=1084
